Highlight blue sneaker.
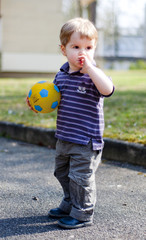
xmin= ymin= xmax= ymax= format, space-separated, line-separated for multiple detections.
xmin=49 ymin=208 xmax=69 ymax=218
xmin=58 ymin=216 xmax=93 ymax=229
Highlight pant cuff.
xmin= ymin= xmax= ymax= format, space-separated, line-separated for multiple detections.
xmin=59 ymin=199 xmax=72 ymax=214
xmin=70 ymin=206 xmax=93 ymax=222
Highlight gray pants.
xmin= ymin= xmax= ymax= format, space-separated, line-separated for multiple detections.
xmin=54 ymin=139 xmax=102 ymax=222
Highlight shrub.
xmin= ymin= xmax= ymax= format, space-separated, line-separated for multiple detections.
xmin=129 ymin=60 xmax=146 ymax=70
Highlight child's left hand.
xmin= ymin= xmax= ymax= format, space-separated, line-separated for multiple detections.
xmin=26 ymin=96 xmax=38 ymax=113
xmin=79 ymin=57 xmax=94 ymax=74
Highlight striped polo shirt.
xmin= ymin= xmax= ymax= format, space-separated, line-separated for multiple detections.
xmin=54 ymin=62 xmax=114 ymax=150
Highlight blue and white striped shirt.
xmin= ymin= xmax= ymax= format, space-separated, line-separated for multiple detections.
xmin=54 ymin=62 xmax=114 ymax=150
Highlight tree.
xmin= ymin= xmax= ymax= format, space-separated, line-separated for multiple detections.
xmin=62 ymin=0 xmax=98 ymax=24
xmin=78 ymin=0 xmax=97 ymax=24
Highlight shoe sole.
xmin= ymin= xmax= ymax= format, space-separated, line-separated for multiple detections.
xmin=58 ymin=220 xmax=93 ymax=229
xmin=49 ymin=212 xmax=69 ymax=218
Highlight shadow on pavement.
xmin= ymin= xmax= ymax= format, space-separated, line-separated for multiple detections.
xmin=0 ymin=215 xmax=60 ymax=238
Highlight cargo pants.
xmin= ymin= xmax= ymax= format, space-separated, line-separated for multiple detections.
xmin=54 ymin=139 xmax=102 ymax=222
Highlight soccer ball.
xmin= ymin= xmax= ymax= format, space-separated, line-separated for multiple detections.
xmin=28 ymin=81 xmax=61 ymax=113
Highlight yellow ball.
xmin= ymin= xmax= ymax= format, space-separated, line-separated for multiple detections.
xmin=28 ymin=81 xmax=61 ymax=113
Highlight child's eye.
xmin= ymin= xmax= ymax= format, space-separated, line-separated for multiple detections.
xmin=86 ymin=46 xmax=92 ymax=50
xmin=73 ymin=46 xmax=79 ymax=49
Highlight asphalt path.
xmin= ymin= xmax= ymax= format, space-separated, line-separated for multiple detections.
xmin=0 ymin=137 xmax=145 ymax=240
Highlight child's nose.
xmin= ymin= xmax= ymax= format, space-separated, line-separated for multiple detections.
xmin=79 ymin=49 xmax=85 ymax=55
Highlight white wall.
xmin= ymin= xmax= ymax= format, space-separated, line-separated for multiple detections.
xmin=1 ymin=0 xmax=65 ymax=72
xmin=0 ymin=18 xmax=2 ymax=52
xmin=2 ymin=53 xmax=65 ymax=72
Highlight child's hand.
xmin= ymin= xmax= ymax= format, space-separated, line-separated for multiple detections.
xmin=26 ymin=96 xmax=38 ymax=113
xmin=79 ymin=56 xmax=93 ymax=74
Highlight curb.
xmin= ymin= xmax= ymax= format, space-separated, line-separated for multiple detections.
xmin=0 ymin=121 xmax=145 ymax=167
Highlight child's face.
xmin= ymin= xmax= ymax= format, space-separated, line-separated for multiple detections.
xmin=61 ymin=32 xmax=96 ymax=73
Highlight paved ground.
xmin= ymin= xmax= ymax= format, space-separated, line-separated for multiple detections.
xmin=0 ymin=137 xmax=145 ymax=240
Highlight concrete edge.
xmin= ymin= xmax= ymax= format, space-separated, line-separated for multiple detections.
xmin=0 ymin=121 xmax=145 ymax=167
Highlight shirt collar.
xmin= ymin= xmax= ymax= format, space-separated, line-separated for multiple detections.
xmin=60 ymin=62 xmax=83 ymax=76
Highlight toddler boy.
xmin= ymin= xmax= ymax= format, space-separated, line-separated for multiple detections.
xmin=49 ymin=18 xmax=114 ymax=229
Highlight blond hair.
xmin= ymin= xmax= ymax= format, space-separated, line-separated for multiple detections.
xmin=60 ymin=18 xmax=98 ymax=46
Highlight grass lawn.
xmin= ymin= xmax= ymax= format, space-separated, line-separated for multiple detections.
xmin=0 ymin=70 xmax=146 ymax=144
xmin=104 ymin=70 xmax=146 ymax=144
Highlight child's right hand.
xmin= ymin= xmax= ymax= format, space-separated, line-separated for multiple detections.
xmin=26 ymin=96 xmax=38 ymax=113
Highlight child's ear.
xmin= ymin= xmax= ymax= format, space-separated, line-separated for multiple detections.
xmin=60 ymin=45 xmax=66 ymax=56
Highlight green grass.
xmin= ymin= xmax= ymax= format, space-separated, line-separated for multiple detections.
xmin=0 ymin=78 xmax=57 ymax=129
xmin=104 ymin=70 xmax=146 ymax=144
xmin=0 ymin=70 xmax=146 ymax=144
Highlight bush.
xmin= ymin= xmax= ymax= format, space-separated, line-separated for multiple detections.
xmin=129 ymin=60 xmax=146 ymax=70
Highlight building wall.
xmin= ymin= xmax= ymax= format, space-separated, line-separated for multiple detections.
xmin=1 ymin=0 xmax=65 ymax=72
